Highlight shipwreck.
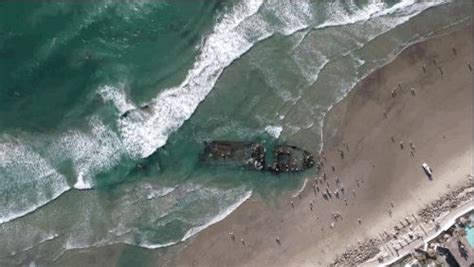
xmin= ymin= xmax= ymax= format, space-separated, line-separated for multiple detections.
xmin=201 ymin=141 xmax=315 ymax=174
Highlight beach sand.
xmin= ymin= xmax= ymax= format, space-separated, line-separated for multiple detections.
xmin=173 ymin=23 xmax=473 ymax=267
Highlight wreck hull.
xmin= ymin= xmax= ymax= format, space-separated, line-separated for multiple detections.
xmin=201 ymin=141 xmax=314 ymax=174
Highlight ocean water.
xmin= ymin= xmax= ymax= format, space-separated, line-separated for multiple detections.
xmin=0 ymin=1 xmax=472 ymax=266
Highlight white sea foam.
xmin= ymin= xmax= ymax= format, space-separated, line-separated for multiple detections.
xmin=277 ymin=89 xmax=301 ymax=103
xmin=0 ymin=140 xmax=71 ymax=224
xmin=181 ymin=190 xmax=252 ymax=242
xmin=51 ymin=116 xmax=124 ymax=189
xmin=10 ymin=232 xmax=60 ymax=256
xmin=262 ymin=0 xmax=313 ymax=35
xmin=0 ymin=186 xmax=69 ymax=225
xmin=264 ymin=125 xmax=283 ymax=139
xmin=135 ymin=241 xmax=179 ymax=250
xmin=74 ymin=172 xmax=91 ymax=190
xmin=318 ymin=0 xmax=448 ymax=29
xmin=318 ymin=0 xmax=389 ymax=29
xmin=292 ymin=178 xmax=308 ymax=198
xmin=59 ymin=237 xmax=179 ymax=253
xmin=353 ymin=56 xmax=366 ymax=68
xmin=374 ymin=0 xmax=448 ymax=18
xmin=291 ymin=30 xmax=310 ymax=51
xmin=144 ymin=186 xmax=177 ymax=200
xmin=63 ymin=236 xmax=110 ymax=251
xmin=98 ymin=84 xmax=136 ymax=114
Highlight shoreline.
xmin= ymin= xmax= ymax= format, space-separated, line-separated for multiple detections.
xmin=319 ymin=21 xmax=472 ymax=266
xmin=286 ymin=17 xmax=474 ymax=200
xmin=317 ymin=15 xmax=472 ymax=155
xmin=173 ymin=21 xmax=472 ymax=267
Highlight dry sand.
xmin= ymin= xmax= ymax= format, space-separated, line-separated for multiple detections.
xmin=173 ymin=24 xmax=473 ymax=267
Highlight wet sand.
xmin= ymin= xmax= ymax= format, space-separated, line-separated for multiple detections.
xmin=173 ymin=23 xmax=473 ymax=267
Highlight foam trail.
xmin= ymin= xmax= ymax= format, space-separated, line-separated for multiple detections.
xmin=117 ymin=0 xmax=265 ymax=158
xmin=317 ymin=0 xmax=448 ymax=29
xmin=10 ymin=233 xmax=60 ymax=256
xmin=264 ymin=125 xmax=283 ymax=139
xmin=292 ymin=178 xmax=308 ymax=198
xmin=0 ymin=187 xmax=69 ymax=225
xmin=181 ymin=190 xmax=252 ymax=242
xmin=135 ymin=241 xmax=179 ymax=250
xmin=0 ymin=140 xmax=70 ymax=224
xmin=57 ymin=238 xmax=179 ymax=254
xmin=374 ymin=0 xmax=448 ymax=17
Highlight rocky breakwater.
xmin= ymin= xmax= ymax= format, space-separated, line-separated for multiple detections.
xmin=332 ymin=238 xmax=382 ymax=266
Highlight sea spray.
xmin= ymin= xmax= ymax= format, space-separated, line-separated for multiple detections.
xmin=264 ymin=125 xmax=283 ymax=139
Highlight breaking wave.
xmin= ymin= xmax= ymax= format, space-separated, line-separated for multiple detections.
xmin=181 ymin=190 xmax=252 ymax=242
xmin=0 ymin=139 xmax=70 ymax=224
xmin=0 ymin=115 xmax=126 ymax=224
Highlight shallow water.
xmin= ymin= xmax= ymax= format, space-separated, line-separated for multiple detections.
xmin=467 ymin=213 xmax=474 ymax=247
xmin=0 ymin=1 xmax=472 ymax=265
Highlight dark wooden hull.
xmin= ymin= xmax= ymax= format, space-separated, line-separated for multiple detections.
xmin=201 ymin=141 xmax=314 ymax=174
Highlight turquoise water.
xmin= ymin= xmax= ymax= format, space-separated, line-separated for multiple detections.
xmin=467 ymin=227 xmax=474 ymax=247
xmin=467 ymin=213 xmax=474 ymax=247
xmin=0 ymin=1 xmax=472 ymax=266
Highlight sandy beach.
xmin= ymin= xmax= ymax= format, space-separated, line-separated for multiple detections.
xmin=172 ymin=23 xmax=473 ymax=267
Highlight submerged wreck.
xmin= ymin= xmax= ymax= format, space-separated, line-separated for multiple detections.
xmin=201 ymin=141 xmax=315 ymax=174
